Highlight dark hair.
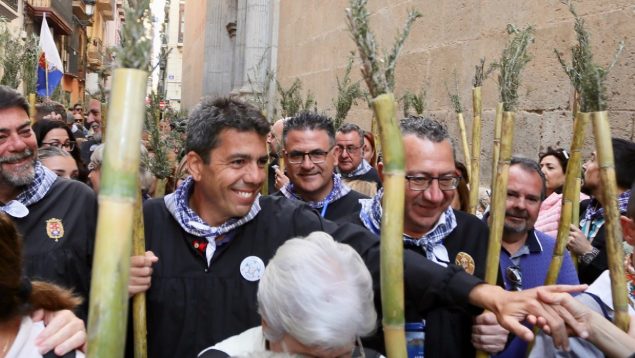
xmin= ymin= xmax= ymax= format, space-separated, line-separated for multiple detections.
xmin=35 ymin=101 xmax=66 ymax=122
xmin=539 ymin=147 xmax=569 ymax=173
xmin=337 ymin=123 xmax=364 ymax=146
xmin=0 ymin=85 xmax=30 ymax=116
xmin=455 ymin=161 xmax=470 ymax=212
xmin=0 ymin=213 xmax=81 ymax=321
xmin=363 ymin=131 xmax=377 ymax=167
xmin=510 ymin=156 xmax=547 ymax=200
xmin=612 ymin=137 xmax=635 ymax=190
xmin=31 ymin=119 xmax=87 ymax=180
xmin=283 ymin=112 xmax=336 ymax=147
xmin=185 ymin=97 xmax=270 ymax=163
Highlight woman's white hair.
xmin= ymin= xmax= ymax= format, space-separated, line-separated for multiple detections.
xmin=258 ymin=231 xmax=376 ymax=350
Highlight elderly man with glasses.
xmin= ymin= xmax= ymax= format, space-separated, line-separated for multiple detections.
xmin=473 ymin=157 xmax=579 ymax=357
xmin=348 ymin=116 xmax=493 ymax=357
xmin=336 ymin=123 xmax=382 ymax=194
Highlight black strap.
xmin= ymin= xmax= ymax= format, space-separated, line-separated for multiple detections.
xmin=583 ymin=292 xmax=611 ymax=320
xmin=198 ymin=349 xmax=230 ymax=358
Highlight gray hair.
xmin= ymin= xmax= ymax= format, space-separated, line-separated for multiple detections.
xmin=258 ymin=231 xmax=376 ymax=349
xmin=510 ymin=156 xmax=547 ymax=201
xmin=400 ymin=116 xmax=456 ymax=159
xmin=37 ymin=145 xmax=72 ymax=161
xmin=186 ymin=97 xmax=270 ymax=163
xmin=337 ymin=123 xmax=365 ymax=146
xmin=89 ymin=143 xmax=154 ymax=192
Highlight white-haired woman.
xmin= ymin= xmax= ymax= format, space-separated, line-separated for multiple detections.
xmin=198 ymin=231 xmax=380 ymax=358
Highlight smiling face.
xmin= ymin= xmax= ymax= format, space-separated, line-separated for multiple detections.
xmin=188 ymin=129 xmax=268 ymax=226
xmin=401 ymin=135 xmax=457 ymax=237
xmin=540 ymin=155 xmax=565 ymax=195
xmin=284 ymin=129 xmax=338 ymax=202
xmin=0 ymin=107 xmax=37 ymax=198
xmin=503 ymin=165 xmax=543 ymax=240
xmin=582 ymin=151 xmax=601 ymax=197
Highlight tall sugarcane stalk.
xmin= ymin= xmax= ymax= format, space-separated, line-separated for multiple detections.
xmin=468 ymin=59 xmax=488 ymax=215
xmin=346 ymin=1 xmax=420 ymax=356
xmin=28 ymin=93 xmax=36 ymax=123
xmin=554 ymin=3 xmax=628 ymax=330
xmin=87 ymin=1 xmax=152 ymax=356
xmin=544 ymin=111 xmax=588 ymax=284
xmin=132 ymin=189 xmax=148 ymax=358
xmin=448 ymin=74 xmax=471 ymax=179
xmin=490 ymin=102 xmax=503 ymax=195
xmin=478 ymin=24 xmax=533 ymax=358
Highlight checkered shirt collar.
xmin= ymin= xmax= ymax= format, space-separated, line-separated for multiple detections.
xmin=280 ymin=173 xmax=351 ymax=209
xmin=165 ymin=176 xmax=261 ymax=265
xmin=360 ymin=188 xmax=457 ymax=265
xmin=0 ymin=161 xmax=57 ymax=218
xmin=340 ymin=159 xmax=372 ymax=178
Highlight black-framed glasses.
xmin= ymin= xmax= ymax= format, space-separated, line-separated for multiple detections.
xmin=337 ymin=144 xmax=362 ymax=155
xmin=405 ymin=175 xmax=461 ymax=191
xmin=505 ymin=265 xmax=523 ymax=291
xmin=285 ymin=148 xmax=332 ymax=164
xmin=42 ymin=140 xmax=76 ymax=151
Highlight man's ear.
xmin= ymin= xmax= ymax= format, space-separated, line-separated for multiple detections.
xmin=377 ymin=161 xmax=384 ymax=182
xmin=186 ymin=151 xmax=204 ymax=181
xmin=332 ymin=145 xmax=341 ymax=166
xmin=620 ymin=215 xmax=635 ymax=246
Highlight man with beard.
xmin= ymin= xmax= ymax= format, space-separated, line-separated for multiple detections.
xmin=130 ymin=97 xmax=586 ymax=357
xmin=79 ymin=98 xmax=102 ymax=165
xmin=0 ymin=85 xmax=95 ymax=355
xmin=275 ymin=112 xmax=368 ymax=221
xmin=472 ymin=157 xmax=579 ymax=357
xmin=335 ymin=123 xmax=382 ymax=192
xmin=567 ymin=138 xmax=635 ymax=284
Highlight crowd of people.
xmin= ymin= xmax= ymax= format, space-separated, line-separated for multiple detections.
xmin=1 ymin=83 xmax=635 ymax=357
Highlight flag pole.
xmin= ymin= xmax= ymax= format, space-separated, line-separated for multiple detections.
xmin=44 ymin=13 xmax=49 ymax=98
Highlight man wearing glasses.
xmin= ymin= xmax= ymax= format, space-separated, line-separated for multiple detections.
xmin=274 ymin=112 xmax=368 ymax=221
xmin=353 ymin=116 xmax=492 ymax=357
xmin=473 ymin=157 xmax=579 ymax=357
xmin=335 ymin=123 xmax=382 ymax=192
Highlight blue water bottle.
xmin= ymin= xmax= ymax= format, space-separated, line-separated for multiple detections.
xmin=405 ymin=321 xmax=425 ymax=358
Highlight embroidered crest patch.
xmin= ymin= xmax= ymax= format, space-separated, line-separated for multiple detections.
xmin=46 ymin=218 xmax=64 ymax=242
xmin=455 ymin=251 xmax=475 ymax=275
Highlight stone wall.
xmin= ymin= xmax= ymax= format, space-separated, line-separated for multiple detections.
xmin=275 ymin=0 xmax=635 ymax=186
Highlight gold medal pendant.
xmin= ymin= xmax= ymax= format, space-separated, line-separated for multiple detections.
xmin=455 ymin=251 xmax=475 ymax=275
xmin=46 ymin=218 xmax=64 ymax=242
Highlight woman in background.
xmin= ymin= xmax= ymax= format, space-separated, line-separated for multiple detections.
xmin=37 ymin=146 xmax=79 ymax=181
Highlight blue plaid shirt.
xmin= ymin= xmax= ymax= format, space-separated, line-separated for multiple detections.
xmin=165 ymin=176 xmax=261 ymax=265
xmin=359 ymin=188 xmax=457 ymax=266
xmin=0 ymin=161 xmax=57 ymax=218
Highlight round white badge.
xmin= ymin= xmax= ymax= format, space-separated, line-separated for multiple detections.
xmin=240 ymin=256 xmax=265 ymax=282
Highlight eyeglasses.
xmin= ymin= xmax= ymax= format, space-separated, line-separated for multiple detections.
xmin=405 ymin=175 xmax=461 ymax=191
xmin=42 ymin=141 xmax=76 ymax=151
xmin=73 ymin=107 xmax=83 ymax=113
xmin=285 ymin=148 xmax=332 ymax=164
xmin=337 ymin=144 xmax=362 ymax=155
xmin=505 ymin=265 xmax=523 ymax=291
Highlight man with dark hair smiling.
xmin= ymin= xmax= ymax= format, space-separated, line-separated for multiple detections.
xmin=130 ymin=96 xmax=588 ymax=358
xmin=276 ymin=112 xmax=368 ymax=221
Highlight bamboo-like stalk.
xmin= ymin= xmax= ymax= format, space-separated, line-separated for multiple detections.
xmin=373 ymin=94 xmax=406 ymax=358
xmin=28 ymin=93 xmax=36 ymax=123
xmin=468 ymin=87 xmax=482 ymax=215
xmin=457 ymin=112 xmax=471 ymax=179
xmin=544 ymin=111 xmax=588 ymax=284
xmin=154 ymin=178 xmax=166 ymax=197
xmin=490 ymin=102 xmax=504 ymax=193
xmin=591 ymin=111 xmax=629 ymax=331
xmin=87 ymin=68 xmax=148 ymax=357
xmin=132 ymin=189 xmax=147 ymax=358
xmin=476 ymin=111 xmax=514 ymax=358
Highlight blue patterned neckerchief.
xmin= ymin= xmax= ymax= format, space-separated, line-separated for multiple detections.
xmin=280 ymin=173 xmax=350 ymax=215
xmin=360 ymin=188 xmax=457 ymax=266
xmin=339 ymin=159 xmax=372 ymax=178
xmin=580 ymin=190 xmax=630 ymax=241
xmin=164 ymin=176 xmax=261 ymax=265
xmin=0 ymin=161 xmax=57 ymax=218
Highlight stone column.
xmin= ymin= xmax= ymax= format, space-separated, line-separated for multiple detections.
xmin=234 ymin=0 xmax=272 ymax=95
